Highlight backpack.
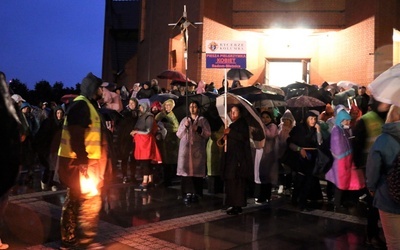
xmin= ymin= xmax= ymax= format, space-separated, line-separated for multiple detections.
xmin=386 ymin=137 xmax=400 ymax=204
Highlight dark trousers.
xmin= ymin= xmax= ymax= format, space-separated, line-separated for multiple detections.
xmin=60 ymin=189 xmax=102 ymax=247
xmin=138 ymin=160 xmax=152 ymax=176
xmin=255 ymin=183 xmax=272 ymax=201
xmin=334 ymin=187 xmax=344 ymax=207
xmin=162 ymin=164 xmax=177 ymax=187
xmin=121 ymin=155 xmax=136 ymax=180
xmin=0 ymin=192 xmax=9 ymax=238
xmin=38 ymin=153 xmax=51 ymax=183
xmin=364 ymin=188 xmax=380 ymax=239
xmin=292 ymin=172 xmax=313 ymax=208
xmin=181 ymin=176 xmax=203 ymax=197
xmin=207 ymin=175 xmax=224 ymax=194
xmin=326 ymin=181 xmax=335 ymax=201
xmin=225 ymin=178 xmax=247 ymax=207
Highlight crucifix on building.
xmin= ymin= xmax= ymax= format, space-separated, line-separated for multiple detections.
xmin=169 ymin=5 xmax=202 ymax=116
xmin=169 ymin=5 xmax=202 ymax=71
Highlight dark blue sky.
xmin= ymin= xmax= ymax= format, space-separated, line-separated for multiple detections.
xmin=0 ymin=1 xmax=105 ymax=89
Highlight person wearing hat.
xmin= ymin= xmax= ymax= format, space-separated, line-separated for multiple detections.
xmin=57 ymin=72 xmax=110 ymax=249
xmin=11 ymin=94 xmax=25 ymax=104
xmin=150 ymin=101 xmax=162 ymax=116
xmin=136 ymin=81 xmax=155 ymax=99
xmin=287 ymin=110 xmax=323 ymax=211
xmin=151 ymin=78 xmax=161 ymax=94
xmin=325 ymin=109 xmax=365 ymax=209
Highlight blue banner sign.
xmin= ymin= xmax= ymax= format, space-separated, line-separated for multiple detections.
xmin=205 ymin=40 xmax=247 ymax=69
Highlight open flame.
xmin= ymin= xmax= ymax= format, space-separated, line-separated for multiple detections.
xmin=80 ymin=173 xmax=98 ymax=196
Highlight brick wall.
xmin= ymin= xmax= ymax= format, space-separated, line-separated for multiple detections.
xmin=317 ymin=17 xmax=375 ymax=87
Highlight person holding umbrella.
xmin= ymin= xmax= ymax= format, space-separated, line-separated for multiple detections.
xmin=220 ymin=104 xmax=254 ymax=215
xmin=176 ymin=100 xmax=211 ymax=205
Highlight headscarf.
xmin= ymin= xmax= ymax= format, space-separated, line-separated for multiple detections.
xmin=305 ymin=110 xmax=319 ymax=120
xmin=333 ymin=104 xmax=347 ymax=116
xmin=280 ymin=109 xmax=296 ymax=127
xmin=319 ymin=104 xmax=334 ymax=122
xmin=350 ymin=104 xmax=362 ymax=127
xmin=335 ymin=109 xmax=351 ymax=127
xmin=151 ymin=101 xmax=162 ymax=113
xmin=139 ymin=102 xmax=150 ymax=114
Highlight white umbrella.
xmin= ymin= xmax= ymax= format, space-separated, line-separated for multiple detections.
xmin=216 ymin=93 xmax=265 ymax=149
xmin=368 ymin=63 xmax=400 ymax=107
xmin=337 ymin=80 xmax=358 ymax=90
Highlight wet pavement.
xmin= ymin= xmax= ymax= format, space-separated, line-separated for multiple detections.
xmin=2 ymin=169 xmax=385 ymax=249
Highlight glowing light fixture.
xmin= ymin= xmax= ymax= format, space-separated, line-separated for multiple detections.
xmin=264 ymin=28 xmax=313 ymax=38
xmin=274 ymin=0 xmax=300 ymax=2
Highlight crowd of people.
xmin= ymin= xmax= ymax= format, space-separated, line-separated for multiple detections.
xmin=1 ymin=69 xmax=400 ymax=249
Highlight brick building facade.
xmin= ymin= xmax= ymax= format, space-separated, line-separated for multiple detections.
xmin=102 ymin=0 xmax=400 ymax=90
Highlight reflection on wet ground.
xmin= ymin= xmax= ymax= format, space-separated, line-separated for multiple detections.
xmin=3 ymin=170 xmax=385 ymax=249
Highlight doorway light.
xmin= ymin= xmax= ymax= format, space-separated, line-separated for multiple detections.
xmin=264 ymin=28 xmax=313 ymax=38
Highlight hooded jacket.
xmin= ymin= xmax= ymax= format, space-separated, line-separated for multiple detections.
xmin=60 ymin=73 xmax=103 ymax=165
xmin=366 ymin=121 xmax=400 ymax=214
xmin=57 ymin=73 xmax=108 ymax=192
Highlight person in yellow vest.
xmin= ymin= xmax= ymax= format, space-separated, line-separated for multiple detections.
xmin=57 ymin=72 xmax=109 ymax=249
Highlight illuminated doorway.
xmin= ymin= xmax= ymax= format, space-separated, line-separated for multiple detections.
xmin=265 ymin=59 xmax=310 ymax=87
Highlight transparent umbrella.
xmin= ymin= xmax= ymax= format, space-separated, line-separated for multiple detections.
xmin=368 ymin=63 xmax=400 ymax=107
xmin=216 ymin=93 xmax=265 ymax=149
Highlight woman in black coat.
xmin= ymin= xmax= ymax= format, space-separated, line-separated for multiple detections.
xmin=117 ymin=97 xmax=139 ymax=183
xmin=220 ymin=105 xmax=253 ymax=215
xmin=287 ymin=110 xmax=323 ymax=211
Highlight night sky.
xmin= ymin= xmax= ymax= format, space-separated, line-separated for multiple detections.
xmin=0 ymin=1 xmax=105 ymax=89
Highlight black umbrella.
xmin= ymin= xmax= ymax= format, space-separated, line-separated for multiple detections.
xmin=242 ymin=92 xmax=286 ymax=108
xmin=229 ymin=86 xmax=262 ymax=96
xmin=229 ymin=86 xmax=286 ymax=108
xmin=283 ymin=82 xmax=316 ymax=100
xmin=226 ymin=68 xmax=253 ymax=80
xmin=149 ymin=93 xmax=179 ymax=104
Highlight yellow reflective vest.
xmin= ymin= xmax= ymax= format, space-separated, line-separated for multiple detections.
xmin=58 ymin=95 xmax=101 ymax=159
